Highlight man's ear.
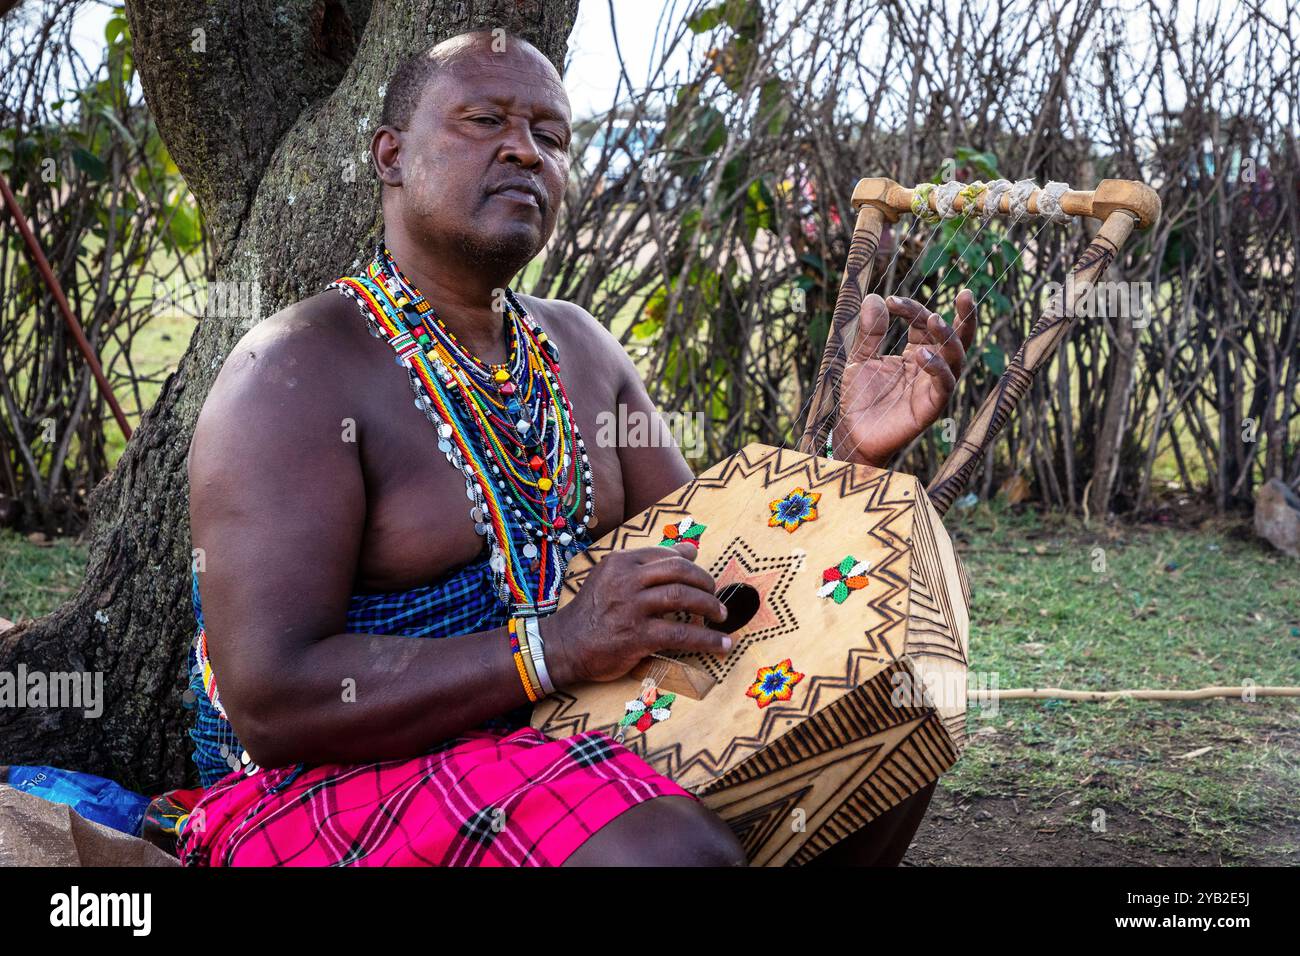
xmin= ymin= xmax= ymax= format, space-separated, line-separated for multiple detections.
xmin=371 ymin=126 xmax=403 ymax=186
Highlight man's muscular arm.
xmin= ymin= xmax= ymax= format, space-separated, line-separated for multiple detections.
xmin=189 ymin=310 xmax=538 ymax=767
xmin=190 ymin=303 xmax=727 ymax=769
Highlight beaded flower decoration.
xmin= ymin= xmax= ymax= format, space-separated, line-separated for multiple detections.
xmin=617 ymin=677 xmax=678 ymax=738
xmin=768 ymin=487 xmax=821 ymax=533
xmin=330 ymin=245 xmax=596 ymax=616
xmin=745 ymin=659 xmax=806 ymax=708
xmin=818 ymin=556 xmax=870 ymax=605
xmin=658 ymin=516 xmax=706 ymax=548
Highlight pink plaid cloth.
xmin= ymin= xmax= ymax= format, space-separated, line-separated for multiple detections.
xmin=176 ymin=727 xmax=692 ymax=866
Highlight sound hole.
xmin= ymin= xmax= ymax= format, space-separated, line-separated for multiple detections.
xmin=710 ymin=583 xmax=760 ymax=634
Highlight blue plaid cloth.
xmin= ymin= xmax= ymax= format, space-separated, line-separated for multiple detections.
xmin=186 ymin=549 xmax=578 ymax=787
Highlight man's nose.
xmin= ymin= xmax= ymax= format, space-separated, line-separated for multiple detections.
xmin=499 ymin=118 xmax=542 ymax=169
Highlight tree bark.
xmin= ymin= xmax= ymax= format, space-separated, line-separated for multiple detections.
xmin=0 ymin=0 xmax=579 ymax=792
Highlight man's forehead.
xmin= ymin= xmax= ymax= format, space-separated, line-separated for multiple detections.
xmin=430 ymin=60 xmax=570 ymax=117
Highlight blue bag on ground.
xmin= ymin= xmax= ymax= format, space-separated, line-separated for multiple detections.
xmin=2 ymin=765 xmax=150 ymax=835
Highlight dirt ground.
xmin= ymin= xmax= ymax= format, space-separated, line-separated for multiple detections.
xmin=907 ymin=777 xmax=1299 ymax=866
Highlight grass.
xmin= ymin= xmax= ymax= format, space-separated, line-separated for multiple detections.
xmin=0 ymin=528 xmax=86 ymax=621
xmin=931 ymin=502 xmax=1300 ymax=863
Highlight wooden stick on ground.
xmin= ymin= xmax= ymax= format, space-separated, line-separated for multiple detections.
xmin=984 ymin=685 xmax=1300 ymax=702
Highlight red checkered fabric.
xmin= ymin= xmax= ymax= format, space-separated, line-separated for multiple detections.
xmin=176 ymin=727 xmax=692 ymax=866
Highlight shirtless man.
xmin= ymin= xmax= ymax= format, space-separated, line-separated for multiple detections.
xmin=181 ymin=30 xmax=976 ymax=867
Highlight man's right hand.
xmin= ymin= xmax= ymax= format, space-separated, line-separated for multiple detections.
xmin=547 ymin=542 xmax=730 ymax=687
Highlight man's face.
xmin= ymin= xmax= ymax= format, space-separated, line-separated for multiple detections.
xmin=386 ymin=44 xmax=571 ymax=274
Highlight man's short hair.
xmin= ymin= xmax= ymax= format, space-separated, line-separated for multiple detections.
xmin=379 ymin=31 xmax=547 ymax=130
xmin=380 ymin=44 xmax=443 ymax=129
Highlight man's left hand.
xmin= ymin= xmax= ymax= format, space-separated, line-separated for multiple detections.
xmin=832 ymin=289 xmax=978 ymax=468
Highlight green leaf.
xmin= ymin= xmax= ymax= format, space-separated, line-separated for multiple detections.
xmin=982 ymin=343 xmax=1007 ymax=376
xmin=798 ymin=252 xmax=825 ymax=272
xmin=757 ymin=78 xmax=789 ymax=135
xmin=687 ymin=3 xmax=727 ymax=33
xmin=98 ymin=106 xmax=137 ymax=148
xmin=919 ymin=242 xmax=946 ymax=276
xmin=167 ymin=201 xmax=202 ymax=251
xmin=742 ymin=177 xmax=773 ymax=240
xmin=71 ymin=147 xmax=108 ymax=180
xmin=632 ymin=316 xmax=661 ymax=340
xmin=105 ymin=13 xmax=128 ymax=47
xmin=691 ymin=106 xmax=727 ymax=156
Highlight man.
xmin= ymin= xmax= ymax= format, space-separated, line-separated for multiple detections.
xmin=179 ymin=30 xmax=976 ymax=867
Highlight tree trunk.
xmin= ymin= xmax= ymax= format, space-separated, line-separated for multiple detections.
xmin=0 ymin=0 xmax=579 ymax=792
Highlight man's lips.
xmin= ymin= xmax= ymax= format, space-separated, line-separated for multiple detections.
xmin=489 ymin=180 xmax=543 ymax=209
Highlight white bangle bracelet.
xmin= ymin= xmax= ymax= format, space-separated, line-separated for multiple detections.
xmin=525 ymin=616 xmax=556 ymax=695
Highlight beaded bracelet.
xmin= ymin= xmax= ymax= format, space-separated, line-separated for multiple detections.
xmin=508 ymin=618 xmax=541 ymax=702
xmin=517 ymin=628 xmax=544 ymax=698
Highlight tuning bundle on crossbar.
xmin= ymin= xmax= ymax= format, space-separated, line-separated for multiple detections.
xmin=798 ymin=175 xmax=1161 ymax=516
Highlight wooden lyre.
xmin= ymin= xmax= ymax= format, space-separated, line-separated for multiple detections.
xmin=533 ymin=175 xmax=1161 ymax=865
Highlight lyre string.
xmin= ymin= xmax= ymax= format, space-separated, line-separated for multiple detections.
xmin=711 ymin=197 xmax=960 ymax=550
xmin=828 ymin=212 xmax=1061 ymax=472
xmin=769 ymin=194 xmax=968 ymax=476
xmin=811 ymin=186 xmax=1072 ymax=474
xmin=777 ymin=208 xmax=936 ymax=453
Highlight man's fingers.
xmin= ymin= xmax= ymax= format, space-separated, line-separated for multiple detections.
xmin=913 ymin=346 xmax=957 ymax=396
xmin=954 ymin=288 xmax=977 ymax=352
xmin=640 ymin=583 xmax=728 ymax=623
xmin=635 ymin=552 xmax=717 ymax=595
xmin=633 ymin=541 xmax=700 ymax=564
xmin=848 ymin=293 xmax=889 ymax=364
xmin=647 ymin=617 xmax=734 ymax=656
xmin=885 ymin=295 xmax=932 ymax=327
xmin=923 ymin=312 xmax=966 ymax=376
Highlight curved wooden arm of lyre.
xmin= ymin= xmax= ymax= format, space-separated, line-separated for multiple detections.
xmin=796 ymin=176 xmax=1161 ymax=518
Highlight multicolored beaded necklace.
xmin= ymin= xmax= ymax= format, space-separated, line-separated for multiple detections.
xmin=330 ymin=244 xmax=596 ymax=616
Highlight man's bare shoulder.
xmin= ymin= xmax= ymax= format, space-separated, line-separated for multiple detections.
xmin=190 ymin=290 xmax=374 ymax=466
xmin=516 ymin=294 xmax=633 ymax=379
xmin=202 ymin=290 xmax=370 ymax=406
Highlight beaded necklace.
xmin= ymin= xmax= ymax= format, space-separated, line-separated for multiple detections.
xmin=330 ymin=245 xmax=596 ymax=616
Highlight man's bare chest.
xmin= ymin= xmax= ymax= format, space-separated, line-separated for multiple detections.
xmin=347 ymin=344 xmax=626 ymax=593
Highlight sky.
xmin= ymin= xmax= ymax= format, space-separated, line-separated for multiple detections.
xmin=564 ymin=0 xmax=680 ymax=119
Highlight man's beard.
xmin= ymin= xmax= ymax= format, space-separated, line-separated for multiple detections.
xmin=456 ymin=225 xmax=540 ymax=279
